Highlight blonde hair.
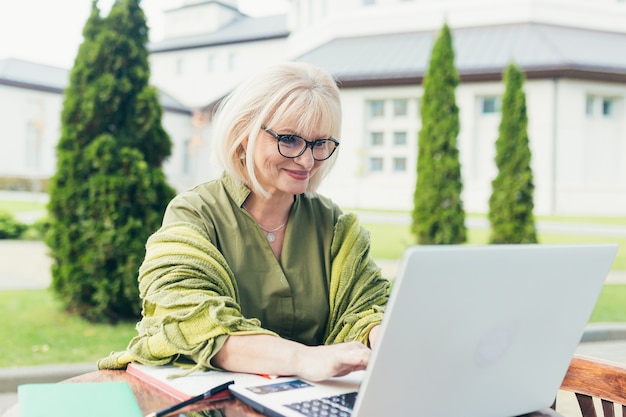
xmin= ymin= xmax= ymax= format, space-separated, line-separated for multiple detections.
xmin=213 ymin=62 xmax=342 ymax=197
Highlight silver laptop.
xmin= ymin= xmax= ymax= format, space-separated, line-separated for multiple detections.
xmin=229 ymin=244 xmax=617 ymax=417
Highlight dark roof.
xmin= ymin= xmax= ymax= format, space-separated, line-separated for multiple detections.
xmin=296 ymin=22 xmax=626 ymax=86
xmin=158 ymin=89 xmax=192 ymax=114
xmin=0 ymin=58 xmax=190 ymax=114
xmin=149 ymin=14 xmax=289 ymax=53
xmin=0 ymin=58 xmax=68 ymax=93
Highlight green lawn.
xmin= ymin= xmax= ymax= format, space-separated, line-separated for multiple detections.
xmin=364 ymin=222 xmax=626 ymax=270
xmin=0 ymin=290 xmax=137 ymax=368
xmin=1 ymin=203 xmax=625 ymax=368
xmin=0 ymin=284 xmax=623 ymax=368
xmin=0 ymin=200 xmax=46 ymax=215
xmin=590 ymin=285 xmax=626 ymax=322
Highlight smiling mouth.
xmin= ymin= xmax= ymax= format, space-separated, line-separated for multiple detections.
xmin=285 ymin=169 xmax=310 ymax=180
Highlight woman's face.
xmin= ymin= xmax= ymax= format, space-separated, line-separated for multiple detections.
xmin=251 ymin=123 xmax=328 ymax=198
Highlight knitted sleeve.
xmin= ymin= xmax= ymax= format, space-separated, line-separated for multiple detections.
xmin=324 ymin=213 xmax=391 ymax=346
xmin=97 ymin=222 xmax=276 ymax=371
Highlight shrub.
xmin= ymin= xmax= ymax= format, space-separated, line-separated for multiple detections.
xmin=46 ymin=1 xmax=175 ymax=322
xmin=488 ymin=63 xmax=538 ymax=244
xmin=0 ymin=210 xmax=28 ymax=239
xmin=412 ymin=23 xmax=467 ymax=245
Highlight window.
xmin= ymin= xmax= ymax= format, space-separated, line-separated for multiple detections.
xmin=207 ymin=55 xmax=216 ymax=73
xmin=320 ymin=0 xmax=328 ymax=17
xmin=393 ymin=131 xmax=407 ymax=146
xmin=393 ymin=99 xmax=408 ymax=117
xmin=587 ymin=95 xmax=618 ymax=117
xmin=393 ymin=157 xmax=407 ymax=172
xmin=370 ymin=132 xmax=384 ymax=146
xmin=481 ymin=96 xmax=500 ymax=114
xmin=176 ymin=58 xmax=184 ymax=76
xmin=228 ymin=53 xmax=239 ymax=71
xmin=368 ymin=100 xmax=385 ymax=118
xmin=603 ymin=98 xmax=614 ymax=117
xmin=25 ymin=121 xmax=41 ymax=168
xmin=369 ymin=157 xmax=383 ymax=172
xmin=586 ymin=96 xmax=595 ymax=116
xmin=183 ymin=139 xmax=191 ymax=174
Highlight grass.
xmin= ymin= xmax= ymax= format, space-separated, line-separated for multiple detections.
xmin=1 ymin=203 xmax=625 ymax=368
xmin=362 ymin=221 xmax=626 ymax=326
xmin=590 ymin=285 xmax=626 ymax=322
xmin=0 ymin=290 xmax=137 ymax=368
xmin=364 ymin=222 xmax=626 ymax=270
xmin=0 ymin=200 xmax=46 ymax=215
xmin=0 ymin=282 xmax=623 ymax=368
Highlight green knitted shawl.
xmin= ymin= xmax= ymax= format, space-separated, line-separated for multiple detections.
xmin=98 ymin=212 xmax=389 ymax=372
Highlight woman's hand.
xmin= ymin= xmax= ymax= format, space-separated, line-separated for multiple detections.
xmin=293 ymin=341 xmax=371 ymax=382
xmin=212 ymin=335 xmax=371 ymax=382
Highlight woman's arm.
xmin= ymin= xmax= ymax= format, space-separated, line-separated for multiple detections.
xmin=212 ymin=334 xmax=371 ymax=382
xmin=368 ymin=324 xmax=381 ymax=348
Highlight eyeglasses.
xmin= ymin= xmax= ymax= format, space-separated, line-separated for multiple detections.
xmin=261 ymin=126 xmax=340 ymax=161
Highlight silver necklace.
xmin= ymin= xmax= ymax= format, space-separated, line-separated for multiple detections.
xmin=256 ymin=221 xmax=287 ymax=243
xmin=243 ymin=204 xmax=287 ymax=243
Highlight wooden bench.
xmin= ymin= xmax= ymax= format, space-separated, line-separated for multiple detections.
xmin=556 ymin=355 xmax=626 ymax=417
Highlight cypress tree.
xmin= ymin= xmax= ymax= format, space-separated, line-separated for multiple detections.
xmin=411 ymin=23 xmax=466 ymax=245
xmin=46 ymin=0 xmax=175 ymax=322
xmin=488 ymin=63 xmax=537 ymax=243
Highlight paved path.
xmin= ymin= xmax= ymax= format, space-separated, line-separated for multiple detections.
xmin=0 ymin=241 xmax=52 ymax=290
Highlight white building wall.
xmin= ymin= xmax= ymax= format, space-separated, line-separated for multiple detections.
xmin=4 ymin=0 xmax=626 ymax=215
xmin=4 ymin=73 xmax=624 ymax=215
xmin=162 ymin=1 xmax=240 ymax=39
xmin=318 ymin=76 xmax=626 ymax=216
xmin=457 ymin=81 xmax=501 ymax=214
xmin=144 ymin=0 xmax=626 ymax=214
xmin=288 ymin=0 xmax=626 ymax=59
xmin=553 ymin=79 xmax=626 ymax=215
xmin=0 ymin=84 xmax=195 ymax=192
xmin=150 ymin=38 xmax=289 ymax=108
xmin=525 ymin=80 xmax=555 ymax=214
xmin=319 ymin=84 xmax=421 ymax=210
xmin=0 ymin=85 xmax=60 ymax=187
xmin=159 ymin=110 xmax=198 ymax=191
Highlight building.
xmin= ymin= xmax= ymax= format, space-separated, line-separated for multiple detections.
xmin=149 ymin=0 xmax=626 ymax=216
xmin=0 ymin=58 xmax=194 ymax=192
xmin=3 ymin=0 xmax=626 ymax=216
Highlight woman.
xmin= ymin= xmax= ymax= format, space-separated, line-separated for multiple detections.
xmin=98 ymin=62 xmax=390 ymax=382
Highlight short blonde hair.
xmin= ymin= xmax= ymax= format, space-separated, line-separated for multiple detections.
xmin=213 ymin=62 xmax=342 ymax=197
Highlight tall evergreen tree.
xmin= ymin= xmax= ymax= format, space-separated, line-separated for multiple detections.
xmin=488 ymin=63 xmax=537 ymax=243
xmin=411 ymin=23 xmax=466 ymax=245
xmin=46 ymin=0 xmax=175 ymax=322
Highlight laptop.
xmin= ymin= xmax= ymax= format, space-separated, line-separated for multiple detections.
xmin=229 ymin=244 xmax=618 ymax=417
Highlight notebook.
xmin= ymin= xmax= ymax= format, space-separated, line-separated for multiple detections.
xmin=18 ymin=381 xmax=142 ymax=417
xmin=229 ymin=243 xmax=618 ymax=417
xmin=126 ymin=361 xmax=272 ymax=401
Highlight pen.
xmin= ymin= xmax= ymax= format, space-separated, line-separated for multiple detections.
xmin=144 ymin=380 xmax=235 ymax=417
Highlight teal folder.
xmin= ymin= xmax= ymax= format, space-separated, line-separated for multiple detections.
xmin=18 ymin=381 xmax=142 ymax=417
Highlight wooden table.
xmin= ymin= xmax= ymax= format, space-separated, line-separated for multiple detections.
xmin=1 ymin=370 xmax=566 ymax=417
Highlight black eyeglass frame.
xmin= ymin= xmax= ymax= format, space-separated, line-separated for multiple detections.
xmin=261 ymin=126 xmax=340 ymax=161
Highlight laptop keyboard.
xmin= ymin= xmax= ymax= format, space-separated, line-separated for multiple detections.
xmin=285 ymin=391 xmax=358 ymax=416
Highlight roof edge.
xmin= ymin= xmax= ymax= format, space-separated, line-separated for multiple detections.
xmin=337 ymin=65 xmax=626 ymax=87
xmin=0 ymin=79 xmax=64 ymax=94
xmin=150 ymin=32 xmax=289 ymax=53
